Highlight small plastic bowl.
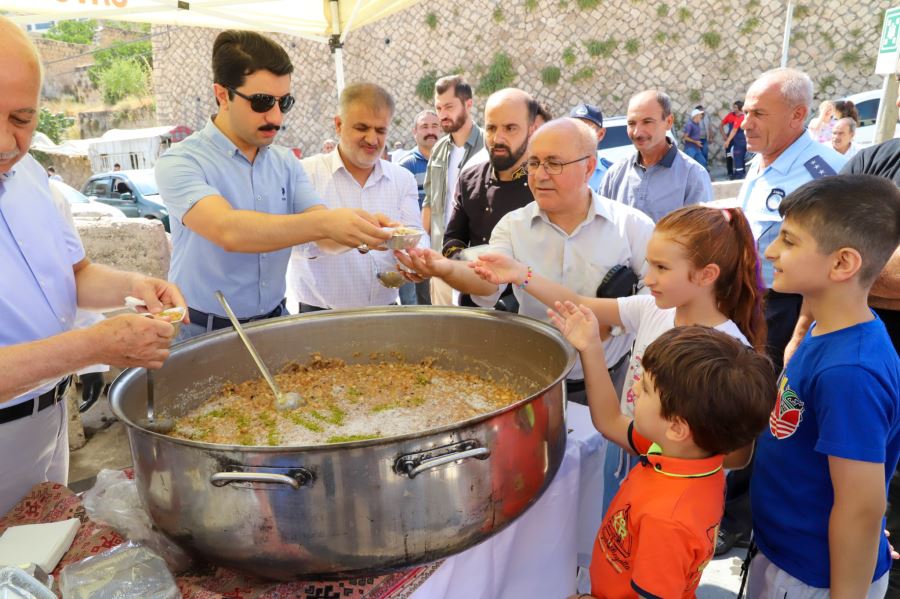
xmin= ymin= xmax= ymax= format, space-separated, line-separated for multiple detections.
xmin=384 ymin=228 xmax=424 ymax=250
xmin=376 ymin=270 xmax=406 ymax=288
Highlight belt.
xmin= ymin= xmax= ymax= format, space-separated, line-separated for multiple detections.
xmin=0 ymin=376 xmax=72 ymax=426
xmin=189 ymin=300 xmax=285 ymax=331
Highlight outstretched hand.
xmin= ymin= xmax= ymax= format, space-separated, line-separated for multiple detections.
xmin=468 ymin=253 xmax=528 ymax=285
xmin=547 ymin=301 xmax=603 ymax=352
xmin=394 ymin=247 xmax=452 ymax=280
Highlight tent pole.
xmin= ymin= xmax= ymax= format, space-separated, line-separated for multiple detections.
xmin=329 ymin=0 xmax=345 ymax=98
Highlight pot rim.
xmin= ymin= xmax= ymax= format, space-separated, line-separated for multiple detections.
xmin=109 ymin=305 xmax=576 ymax=452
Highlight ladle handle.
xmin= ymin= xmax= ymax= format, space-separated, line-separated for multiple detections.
xmin=214 ymin=290 xmax=282 ymax=400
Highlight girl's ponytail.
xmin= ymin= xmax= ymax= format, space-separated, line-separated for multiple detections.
xmin=656 ymin=206 xmax=767 ymax=352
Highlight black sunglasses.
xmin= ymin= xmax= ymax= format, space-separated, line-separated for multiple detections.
xmin=226 ymin=86 xmax=295 ymax=114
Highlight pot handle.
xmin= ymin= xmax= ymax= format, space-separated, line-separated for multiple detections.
xmin=210 ymin=471 xmax=310 ymax=489
xmin=401 ymin=447 xmax=491 ymax=479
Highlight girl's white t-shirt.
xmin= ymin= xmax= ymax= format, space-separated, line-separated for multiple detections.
xmin=616 ymin=295 xmax=749 ymax=415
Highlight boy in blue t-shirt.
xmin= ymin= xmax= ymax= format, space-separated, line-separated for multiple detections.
xmin=751 ymin=174 xmax=900 ymax=598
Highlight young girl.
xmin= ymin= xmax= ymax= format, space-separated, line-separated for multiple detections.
xmin=470 ymin=205 xmax=766 ymax=514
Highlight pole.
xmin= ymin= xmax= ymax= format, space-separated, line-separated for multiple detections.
xmin=329 ymin=0 xmax=345 ymax=98
xmin=875 ymin=73 xmax=900 ymax=145
xmin=781 ymin=0 xmax=795 ymax=67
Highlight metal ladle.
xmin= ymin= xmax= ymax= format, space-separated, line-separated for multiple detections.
xmin=215 ymin=290 xmax=302 ymax=411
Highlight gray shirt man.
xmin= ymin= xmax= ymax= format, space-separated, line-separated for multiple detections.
xmin=600 ymin=142 xmax=713 ymax=222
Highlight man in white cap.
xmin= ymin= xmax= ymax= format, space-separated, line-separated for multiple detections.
xmin=682 ymin=107 xmax=707 ymax=167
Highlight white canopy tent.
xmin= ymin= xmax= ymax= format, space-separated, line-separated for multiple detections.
xmin=1 ymin=0 xmax=421 ymax=95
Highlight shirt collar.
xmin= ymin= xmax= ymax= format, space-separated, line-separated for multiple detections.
xmin=464 ymin=123 xmax=482 ymax=149
xmin=639 ymin=444 xmax=724 ymax=478
xmin=764 ymin=132 xmax=814 ymax=175
xmin=330 ymin=148 xmax=390 ymax=184
xmin=529 ymin=189 xmax=609 ymax=230
xmin=202 ymin=116 xmax=269 ymax=159
xmin=632 ymin=140 xmax=678 ymax=169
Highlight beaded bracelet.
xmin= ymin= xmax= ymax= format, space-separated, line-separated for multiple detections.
xmin=517 ymin=266 xmax=533 ymax=290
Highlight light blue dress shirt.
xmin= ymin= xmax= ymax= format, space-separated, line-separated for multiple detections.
xmin=738 ymin=133 xmax=847 ymax=287
xmin=155 ymin=119 xmax=322 ymax=317
xmin=599 ymin=143 xmax=713 ymax=223
xmin=0 ymin=155 xmax=84 ymax=406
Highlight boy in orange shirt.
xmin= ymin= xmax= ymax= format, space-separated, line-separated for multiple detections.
xmin=551 ymin=313 xmax=775 ymax=599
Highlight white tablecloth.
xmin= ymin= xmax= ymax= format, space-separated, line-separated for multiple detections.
xmin=410 ymin=401 xmax=608 ymax=599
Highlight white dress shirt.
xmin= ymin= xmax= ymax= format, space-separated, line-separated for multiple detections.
xmin=288 ymin=150 xmax=424 ymax=309
xmin=471 ymin=191 xmax=655 ymax=379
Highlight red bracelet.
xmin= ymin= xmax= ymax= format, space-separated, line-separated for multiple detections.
xmin=517 ymin=266 xmax=533 ymax=290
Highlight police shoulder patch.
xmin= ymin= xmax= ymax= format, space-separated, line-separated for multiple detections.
xmin=803 ymin=156 xmax=837 ymax=180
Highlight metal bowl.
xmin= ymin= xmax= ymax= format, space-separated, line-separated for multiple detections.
xmin=375 ymin=270 xmax=406 ymax=288
xmin=109 ymin=308 xmax=575 ymax=580
xmin=384 ymin=228 xmax=424 ymax=250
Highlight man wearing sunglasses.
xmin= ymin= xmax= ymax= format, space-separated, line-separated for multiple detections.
xmin=156 ymin=30 xmax=392 ymax=341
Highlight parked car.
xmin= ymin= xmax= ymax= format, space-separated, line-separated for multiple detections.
xmin=48 ymin=179 xmax=127 ymax=219
xmin=838 ymin=89 xmax=900 ymax=148
xmin=81 ymin=169 xmax=170 ymax=231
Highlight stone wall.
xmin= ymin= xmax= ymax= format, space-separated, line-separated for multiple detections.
xmin=36 ymin=24 xmax=149 ymax=102
xmin=153 ymin=0 xmax=889 ymax=160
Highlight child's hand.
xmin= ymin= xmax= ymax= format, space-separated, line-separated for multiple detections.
xmin=469 ymin=253 xmax=529 ymax=285
xmin=548 ymin=301 xmax=603 ymax=352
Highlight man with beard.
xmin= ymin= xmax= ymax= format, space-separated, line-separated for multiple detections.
xmin=156 ymin=31 xmax=391 ymax=340
xmin=422 ymin=75 xmax=484 ymax=305
xmin=288 ymin=83 xmax=423 ymax=311
xmin=398 ymin=110 xmax=440 ymax=305
xmin=600 ymin=90 xmax=712 ymax=222
xmin=441 ymin=88 xmax=539 ymax=310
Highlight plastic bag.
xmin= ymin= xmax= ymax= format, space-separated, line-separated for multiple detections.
xmin=81 ymin=470 xmax=191 ymax=572
xmin=58 ymin=542 xmax=178 ymax=599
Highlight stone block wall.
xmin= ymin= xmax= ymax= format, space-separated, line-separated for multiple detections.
xmin=153 ymin=0 xmax=889 ymax=161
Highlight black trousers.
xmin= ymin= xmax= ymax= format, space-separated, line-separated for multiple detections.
xmin=874 ymin=306 xmax=900 ymax=597
xmin=722 ymin=290 xmax=803 ymax=537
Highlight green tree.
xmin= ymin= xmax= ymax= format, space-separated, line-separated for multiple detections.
xmin=37 ymin=108 xmax=74 ymax=144
xmin=98 ymin=59 xmax=150 ymax=104
xmin=44 ymin=20 xmax=97 ymax=44
xmin=415 ymin=70 xmax=439 ymax=103
xmin=89 ymin=40 xmax=153 ymax=87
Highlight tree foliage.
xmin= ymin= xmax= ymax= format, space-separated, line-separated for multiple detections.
xmin=37 ymin=108 xmax=74 ymax=144
xmin=97 ymin=59 xmax=150 ymax=104
xmin=89 ymin=41 xmax=153 ymax=86
xmin=44 ymin=20 xmax=97 ymax=44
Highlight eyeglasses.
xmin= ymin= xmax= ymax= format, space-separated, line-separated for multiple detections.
xmin=524 ymin=155 xmax=590 ymax=175
xmin=226 ymin=87 xmax=295 ymax=114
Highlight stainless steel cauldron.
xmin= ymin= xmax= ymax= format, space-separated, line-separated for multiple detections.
xmin=109 ymin=307 xmax=576 ymax=580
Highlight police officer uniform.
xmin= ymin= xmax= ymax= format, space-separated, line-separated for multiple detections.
xmin=569 ymin=103 xmax=613 ymax=192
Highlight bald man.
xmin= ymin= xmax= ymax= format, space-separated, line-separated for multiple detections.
xmin=0 ymin=16 xmax=187 ymax=514
xmin=398 ymin=117 xmax=653 ymax=393
xmin=440 ymin=88 xmax=539 ymax=309
xmin=600 ymin=90 xmax=712 ymax=222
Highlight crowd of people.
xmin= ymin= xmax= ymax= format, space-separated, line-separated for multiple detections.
xmin=4 ymin=16 xmax=900 ymax=599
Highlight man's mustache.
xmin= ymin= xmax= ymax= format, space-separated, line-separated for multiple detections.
xmin=259 ymin=124 xmax=281 ymax=132
xmin=424 ymin=135 xmax=438 ymax=141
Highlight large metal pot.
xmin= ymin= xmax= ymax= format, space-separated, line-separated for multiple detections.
xmin=109 ymin=307 xmax=575 ymax=580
